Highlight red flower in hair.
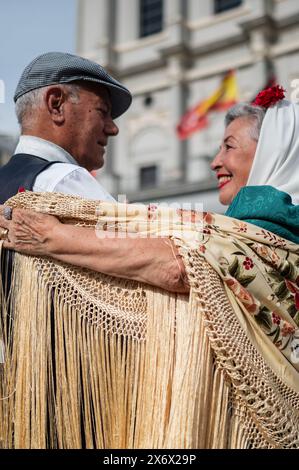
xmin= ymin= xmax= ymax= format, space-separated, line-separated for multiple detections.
xmin=252 ymin=85 xmax=285 ymax=108
xmin=18 ymin=186 xmax=25 ymax=193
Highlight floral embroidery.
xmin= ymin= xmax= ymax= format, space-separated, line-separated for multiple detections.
xmin=232 ymin=220 xmax=247 ymax=233
xmin=272 ymin=312 xmax=281 ymax=325
xmin=243 ymin=257 xmax=254 ymax=270
xmin=270 ymin=250 xmax=281 ymax=268
xmin=224 ymin=277 xmax=259 ymax=315
xmin=147 ymin=204 xmax=158 ymax=220
xmin=191 ymin=210 xmax=299 ymax=368
xmin=253 ymin=243 xmax=269 ymax=259
xmin=281 ymin=322 xmax=295 ymax=337
xmin=285 ymin=279 xmax=299 ymax=310
xmin=257 ymin=229 xmax=287 ymax=248
xmin=176 ymin=209 xmax=202 ymax=224
xmin=203 ymin=212 xmax=215 ymax=225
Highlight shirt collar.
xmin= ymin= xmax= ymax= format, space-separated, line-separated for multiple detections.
xmin=14 ymin=136 xmax=78 ymax=166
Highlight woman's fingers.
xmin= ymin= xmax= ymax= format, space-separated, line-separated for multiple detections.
xmin=0 ymin=216 xmax=10 ymax=230
xmin=0 ymin=208 xmax=61 ymax=255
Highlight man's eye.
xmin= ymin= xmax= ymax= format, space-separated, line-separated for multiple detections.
xmin=97 ymin=108 xmax=108 ymax=115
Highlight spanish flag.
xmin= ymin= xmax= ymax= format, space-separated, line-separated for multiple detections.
xmin=176 ymin=70 xmax=238 ymax=140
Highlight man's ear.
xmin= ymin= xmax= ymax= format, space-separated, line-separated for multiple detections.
xmin=44 ymin=86 xmax=66 ymax=124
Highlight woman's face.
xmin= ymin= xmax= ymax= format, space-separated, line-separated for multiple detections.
xmin=211 ymin=117 xmax=257 ymax=205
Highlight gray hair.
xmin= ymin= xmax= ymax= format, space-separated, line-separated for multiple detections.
xmin=15 ymin=83 xmax=81 ymax=129
xmin=225 ymin=103 xmax=266 ymax=142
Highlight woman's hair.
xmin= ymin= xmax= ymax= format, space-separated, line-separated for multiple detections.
xmin=15 ymin=83 xmax=81 ymax=129
xmin=225 ymin=103 xmax=266 ymax=142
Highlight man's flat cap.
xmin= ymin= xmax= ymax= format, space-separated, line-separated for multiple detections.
xmin=14 ymin=51 xmax=132 ymax=119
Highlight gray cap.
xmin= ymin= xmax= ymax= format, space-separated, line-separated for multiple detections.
xmin=14 ymin=51 xmax=132 ymax=119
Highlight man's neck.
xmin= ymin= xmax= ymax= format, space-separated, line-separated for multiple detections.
xmin=15 ymin=135 xmax=79 ymax=166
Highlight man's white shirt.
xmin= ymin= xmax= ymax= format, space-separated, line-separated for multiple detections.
xmin=14 ymin=135 xmax=115 ymax=201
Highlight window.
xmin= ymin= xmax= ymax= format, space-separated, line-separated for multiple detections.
xmin=214 ymin=0 xmax=242 ymax=14
xmin=144 ymin=94 xmax=154 ymax=107
xmin=140 ymin=165 xmax=157 ymax=189
xmin=140 ymin=0 xmax=163 ymax=38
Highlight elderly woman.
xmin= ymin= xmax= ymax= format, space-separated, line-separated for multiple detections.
xmin=214 ymin=100 xmax=299 ymax=237
xmin=1 ymin=92 xmax=299 ymax=291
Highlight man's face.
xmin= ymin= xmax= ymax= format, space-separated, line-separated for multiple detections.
xmin=65 ymin=83 xmax=119 ymax=171
xmin=210 ymin=117 xmax=257 ymax=206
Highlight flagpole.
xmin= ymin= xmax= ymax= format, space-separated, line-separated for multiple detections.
xmin=168 ymin=53 xmax=188 ymax=183
xmin=264 ymin=56 xmax=276 ymax=84
xmin=179 ymin=81 xmax=188 ymax=182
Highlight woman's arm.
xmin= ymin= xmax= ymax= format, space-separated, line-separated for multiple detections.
xmin=0 ymin=209 xmax=189 ymax=293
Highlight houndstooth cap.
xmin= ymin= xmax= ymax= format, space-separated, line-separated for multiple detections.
xmin=14 ymin=51 xmax=132 ymax=119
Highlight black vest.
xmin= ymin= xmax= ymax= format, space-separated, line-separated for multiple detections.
xmin=0 ymin=153 xmax=60 ymax=204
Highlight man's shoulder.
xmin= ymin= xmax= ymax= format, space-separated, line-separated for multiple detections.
xmin=34 ymin=162 xmax=96 ymax=188
xmin=34 ymin=163 xmax=115 ymax=201
xmin=42 ymin=162 xmax=99 ymax=182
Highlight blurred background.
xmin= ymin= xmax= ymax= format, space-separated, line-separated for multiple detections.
xmin=1 ymin=0 xmax=299 ymax=211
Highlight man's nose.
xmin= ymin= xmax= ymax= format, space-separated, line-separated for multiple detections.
xmin=105 ymin=119 xmax=119 ymax=136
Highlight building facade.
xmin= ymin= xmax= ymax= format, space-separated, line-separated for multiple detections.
xmin=77 ymin=0 xmax=299 ymax=211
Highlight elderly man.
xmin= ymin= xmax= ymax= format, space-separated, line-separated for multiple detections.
xmin=0 ymin=52 xmax=132 ymax=204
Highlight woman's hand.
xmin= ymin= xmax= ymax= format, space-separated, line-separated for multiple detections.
xmin=0 ymin=206 xmax=62 ymax=256
xmin=0 ymin=205 xmax=189 ymax=293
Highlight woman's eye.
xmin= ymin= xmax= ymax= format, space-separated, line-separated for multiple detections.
xmin=225 ymin=144 xmax=233 ymax=150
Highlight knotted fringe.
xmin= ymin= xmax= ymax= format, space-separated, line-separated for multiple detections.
xmin=0 ymin=251 xmax=249 ymax=449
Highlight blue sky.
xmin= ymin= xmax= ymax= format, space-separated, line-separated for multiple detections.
xmin=0 ymin=0 xmax=77 ymax=136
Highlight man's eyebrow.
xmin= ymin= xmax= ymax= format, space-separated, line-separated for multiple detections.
xmin=97 ymin=100 xmax=111 ymax=114
xmin=100 ymin=99 xmax=110 ymax=109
